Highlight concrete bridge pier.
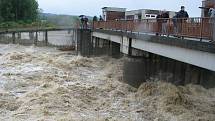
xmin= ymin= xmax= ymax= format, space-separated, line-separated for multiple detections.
xmin=92 ymin=37 xmax=121 ymax=57
xmin=77 ymin=29 xmax=121 ymax=57
xmin=17 ymin=32 xmax=21 ymax=39
xmin=12 ymin=32 xmax=15 ymax=44
xmin=33 ymin=31 xmax=38 ymax=45
xmin=123 ymin=50 xmax=215 ymax=88
xmin=29 ymin=32 xmax=34 ymax=40
xmin=93 ymin=37 xmax=121 ymax=57
xmin=45 ymin=30 xmax=48 ymax=46
xmin=77 ymin=29 xmax=92 ymax=56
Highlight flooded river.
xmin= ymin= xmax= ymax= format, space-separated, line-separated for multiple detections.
xmin=0 ymin=44 xmax=214 ymax=121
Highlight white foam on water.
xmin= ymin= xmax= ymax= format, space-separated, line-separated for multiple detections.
xmin=0 ymin=43 xmax=214 ymax=121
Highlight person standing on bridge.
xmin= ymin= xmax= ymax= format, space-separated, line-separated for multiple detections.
xmin=176 ymin=6 xmax=189 ymax=36
xmin=209 ymin=7 xmax=215 ymax=42
xmin=83 ymin=16 xmax=89 ymax=29
xmin=99 ymin=15 xmax=104 ymax=21
xmin=79 ymin=15 xmax=88 ymax=29
xmin=93 ymin=16 xmax=98 ymax=22
xmin=79 ymin=15 xmax=85 ymax=29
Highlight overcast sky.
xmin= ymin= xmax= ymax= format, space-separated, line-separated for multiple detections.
xmin=37 ymin=0 xmax=203 ymax=17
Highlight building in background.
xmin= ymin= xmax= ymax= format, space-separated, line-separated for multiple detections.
xmin=125 ymin=10 xmax=143 ymax=20
xmin=102 ymin=7 xmax=126 ymax=21
xmin=101 ymin=7 xmax=176 ymax=21
xmin=125 ymin=9 xmax=176 ymax=20
xmin=200 ymin=0 xmax=215 ymax=17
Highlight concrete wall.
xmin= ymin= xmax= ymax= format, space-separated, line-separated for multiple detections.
xmin=123 ymin=52 xmax=215 ymax=88
xmin=77 ymin=29 xmax=92 ymax=56
xmin=78 ymin=29 xmax=121 ymax=57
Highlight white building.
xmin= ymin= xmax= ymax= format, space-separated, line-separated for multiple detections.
xmin=125 ymin=9 xmax=176 ymax=20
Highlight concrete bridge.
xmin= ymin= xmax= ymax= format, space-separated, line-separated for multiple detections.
xmin=78 ymin=17 xmax=215 ymax=87
xmin=87 ymin=29 xmax=215 ymax=87
xmin=92 ymin=29 xmax=215 ymax=71
xmin=0 ymin=25 xmax=215 ymax=88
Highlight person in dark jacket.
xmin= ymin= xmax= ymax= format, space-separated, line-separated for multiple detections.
xmin=177 ymin=6 xmax=189 ymax=18
xmin=83 ymin=16 xmax=88 ymax=29
xmin=79 ymin=15 xmax=85 ymax=29
xmin=99 ymin=15 xmax=104 ymax=21
xmin=93 ymin=16 xmax=98 ymax=22
xmin=79 ymin=15 xmax=87 ymax=29
xmin=176 ymin=6 xmax=189 ymax=35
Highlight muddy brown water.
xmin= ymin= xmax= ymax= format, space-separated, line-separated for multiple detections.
xmin=0 ymin=44 xmax=214 ymax=121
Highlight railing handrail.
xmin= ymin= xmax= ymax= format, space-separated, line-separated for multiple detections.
xmin=0 ymin=27 xmax=76 ymax=34
xmin=93 ymin=17 xmax=214 ymax=41
xmin=94 ymin=17 xmax=212 ymax=22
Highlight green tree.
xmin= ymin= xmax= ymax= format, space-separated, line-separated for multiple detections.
xmin=0 ymin=0 xmax=39 ymax=22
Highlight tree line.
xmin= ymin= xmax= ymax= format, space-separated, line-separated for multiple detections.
xmin=0 ymin=0 xmax=39 ymax=22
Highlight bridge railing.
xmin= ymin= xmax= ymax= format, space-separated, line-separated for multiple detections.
xmin=93 ymin=17 xmax=214 ymax=40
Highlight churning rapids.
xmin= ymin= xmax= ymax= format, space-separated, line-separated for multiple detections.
xmin=0 ymin=44 xmax=214 ymax=121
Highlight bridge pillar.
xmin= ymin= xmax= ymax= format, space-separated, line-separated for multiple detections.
xmin=45 ymin=30 xmax=48 ymax=45
xmin=29 ymin=32 xmax=34 ymax=40
xmin=123 ymin=51 xmax=215 ymax=88
xmin=120 ymin=36 xmax=129 ymax=55
xmin=17 ymin=32 xmax=21 ymax=39
xmin=12 ymin=32 xmax=15 ymax=44
xmin=77 ymin=29 xmax=92 ymax=56
xmin=128 ymin=38 xmax=132 ymax=56
xmin=123 ymin=59 xmax=147 ymax=88
xmin=110 ymin=41 xmax=121 ymax=58
xmin=35 ymin=31 xmax=38 ymax=45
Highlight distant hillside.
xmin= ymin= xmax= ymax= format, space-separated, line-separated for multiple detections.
xmin=39 ymin=13 xmax=80 ymax=27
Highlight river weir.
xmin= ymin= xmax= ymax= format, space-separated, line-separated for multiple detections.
xmin=0 ymin=44 xmax=214 ymax=121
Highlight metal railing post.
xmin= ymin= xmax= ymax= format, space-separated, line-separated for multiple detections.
xmin=200 ymin=18 xmax=203 ymax=41
xmin=12 ymin=32 xmax=15 ymax=44
xmin=45 ymin=30 xmax=48 ymax=45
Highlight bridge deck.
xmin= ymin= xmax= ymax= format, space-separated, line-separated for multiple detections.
xmin=93 ymin=29 xmax=215 ymax=54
